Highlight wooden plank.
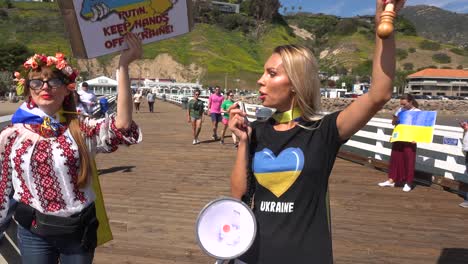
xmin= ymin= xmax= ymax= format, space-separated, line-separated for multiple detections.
xmin=339 ymin=150 xmax=468 ymax=193
xmin=65 ymin=100 xmax=468 ymax=264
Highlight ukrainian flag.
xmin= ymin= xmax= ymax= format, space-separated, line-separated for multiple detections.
xmin=390 ymin=111 xmax=437 ymax=143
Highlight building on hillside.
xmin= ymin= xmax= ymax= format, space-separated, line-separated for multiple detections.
xmin=405 ymin=69 xmax=468 ymax=97
xmin=129 ymin=78 xmax=176 ymax=89
xmin=353 ymin=83 xmax=370 ymax=95
xmin=211 ymin=1 xmax=240 ymax=13
xmin=320 ymin=88 xmax=347 ymax=98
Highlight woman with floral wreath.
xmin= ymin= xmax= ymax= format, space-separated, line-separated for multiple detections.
xmin=0 ymin=33 xmax=142 ymax=264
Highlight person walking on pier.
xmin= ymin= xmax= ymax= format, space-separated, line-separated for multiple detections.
xmin=0 ymin=33 xmax=142 ymax=264
xmin=228 ymin=0 xmax=406 ymax=263
xmin=208 ymin=85 xmax=224 ymax=140
xmin=133 ymin=89 xmax=143 ymax=113
xmin=146 ymin=90 xmax=156 ymax=113
xmin=77 ymin=82 xmax=97 ymax=116
xmin=220 ymin=91 xmax=237 ymax=146
xmin=378 ymin=94 xmax=420 ymax=192
xmin=187 ymin=89 xmax=205 ymax=145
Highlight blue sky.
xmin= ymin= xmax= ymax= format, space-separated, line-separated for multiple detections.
xmin=279 ymin=0 xmax=468 ymax=17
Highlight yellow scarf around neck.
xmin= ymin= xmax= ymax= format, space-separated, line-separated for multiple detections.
xmin=272 ymin=107 xmax=302 ymax=123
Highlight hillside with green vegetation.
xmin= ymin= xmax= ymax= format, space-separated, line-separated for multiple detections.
xmin=285 ymin=12 xmax=468 ymax=90
xmin=0 ymin=1 xmax=467 ymax=94
xmin=0 ymin=0 xmax=300 ymax=90
xmin=400 ymin=5 xmax=468 ymax=47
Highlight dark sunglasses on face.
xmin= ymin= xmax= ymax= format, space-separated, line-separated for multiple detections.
xmin=29 ymin=78 xmax=64 ymax=90
xmin=194 ymin=93 xmax=200 ymax=96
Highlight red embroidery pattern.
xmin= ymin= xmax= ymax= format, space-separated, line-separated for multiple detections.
xmin=95 ymin=122 xmax=102 ymax=135
xmin=57 ymin=135 xmax=86 ymax=203
xmin=0 ymin=132 xmax=18 ymax=211
xmin=14 ymin=139 xmax=34 ymax=205
xmin=80 ymin=120 xmax=99 ymax=138
xmin=31 ymin=140 xmax=66 ymax=212
xmin=80 ymin=116 xmax=139 ymax=152
xmin=109 ymin=117 xmax=140 ymax=146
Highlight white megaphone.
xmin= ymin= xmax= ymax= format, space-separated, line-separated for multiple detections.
xmin=195 ymin=197 xmax=257 ymax=264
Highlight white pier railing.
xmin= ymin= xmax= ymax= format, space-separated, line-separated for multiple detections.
xmin=159 ymin=94 xmax=467 ymax=185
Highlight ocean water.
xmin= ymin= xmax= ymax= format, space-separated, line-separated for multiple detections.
xmin=375 ymin=113 xmax=467 ymax=127
xmin=436 ymin=115 xmax=468 ymax=127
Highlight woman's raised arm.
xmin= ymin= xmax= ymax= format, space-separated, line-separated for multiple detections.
xmin=115 ymin=33 xmax=142 ymax=130
xmin=336 ymin=0 xmax=405 ymax=140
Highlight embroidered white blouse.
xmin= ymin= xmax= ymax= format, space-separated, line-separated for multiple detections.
xmin=0 ymin=114 xmax=141 ymax=229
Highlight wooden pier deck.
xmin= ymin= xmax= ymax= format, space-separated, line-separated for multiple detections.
xmin=93 ymin=100 xmax=468 ymax=264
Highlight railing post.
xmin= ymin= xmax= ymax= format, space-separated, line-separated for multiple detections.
xmin=375 ymin=127 xmax=386 ymax=160
xmin=444 ymin=155 xmax=457 ymax=180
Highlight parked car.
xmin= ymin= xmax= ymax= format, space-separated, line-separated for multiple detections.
xmin=432 ymin=95 xmax=449 ymax=100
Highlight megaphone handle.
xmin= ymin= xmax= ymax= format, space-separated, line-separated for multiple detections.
xmin=377 ymin=2 xmax=396 ymax=39
xmin=216 ymin=259 xmax=226 ymax=264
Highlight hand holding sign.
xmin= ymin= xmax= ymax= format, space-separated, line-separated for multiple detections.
xmin=119 ymin=33 xmax=143 ymax=67
xmin=58 ymin=0 xmax=193 ymax=58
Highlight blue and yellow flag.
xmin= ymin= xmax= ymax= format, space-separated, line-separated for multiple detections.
xmin=390 ymin=111 xmax=437 ymax=143
xmin=90 ymin=159 xmax=113 ymax=246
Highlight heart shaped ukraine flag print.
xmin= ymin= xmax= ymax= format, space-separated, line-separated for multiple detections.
xmin=253 ymin=148 xmax=305 ymax=198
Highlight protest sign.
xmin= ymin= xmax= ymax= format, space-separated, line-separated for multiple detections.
xmin=57 ymin=0 xmax=194 ymax=58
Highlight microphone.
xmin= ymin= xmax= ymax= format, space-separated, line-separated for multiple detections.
xmin=255 ymin=107 xmax=274 ymax=122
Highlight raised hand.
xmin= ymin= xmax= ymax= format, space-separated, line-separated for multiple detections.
xmin=460 ymin=121 xmax=468 ymax=131
xmin=375 ymin=0 xmax=406 ymax=23
xmin=119 ymin=33 xmax=142 ymax=68
xmin=376 ymin=0 xmax=406 ymax=38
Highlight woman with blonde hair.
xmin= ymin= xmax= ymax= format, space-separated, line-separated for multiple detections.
xmin=228 ymin=0 xmax=405 ymax=262
xmin=0 ymin=33 xmax=142 ymax=264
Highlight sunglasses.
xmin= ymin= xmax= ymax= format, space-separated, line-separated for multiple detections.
xmin=194 ymin=93 xmax=200 ymax=96
xmin=29 ymin=78 xmax=64 ymax=90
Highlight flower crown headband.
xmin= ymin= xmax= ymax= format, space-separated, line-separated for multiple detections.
xmin=14 ymin=53 xmax=79 ymax=96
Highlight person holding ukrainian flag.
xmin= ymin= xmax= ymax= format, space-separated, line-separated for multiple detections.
xmin=379 ymin=94 xmax=421 ymax=192
xmin=0 ymin=33 xmax=142 ymax=263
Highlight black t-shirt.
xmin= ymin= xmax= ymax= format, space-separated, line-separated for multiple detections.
xmin=240 ymin=111 xmax=344 ymax=264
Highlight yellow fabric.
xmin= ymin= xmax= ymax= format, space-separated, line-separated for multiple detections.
xmin=390 ymin=125 xmax=434 ymax=143
xmin=272 ymin=107 xmax=302 ymax=123
xmin=254 ymin=170 xmax=302 ymax=198
xmin=90 ymin=159 xmax=113 ymax=246
xmin=56 ymin=108 xmax=69 ymax=123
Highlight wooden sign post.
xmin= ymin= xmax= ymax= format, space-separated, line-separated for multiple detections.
xmin=57 ymin=0 xmax=194 ymax=58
